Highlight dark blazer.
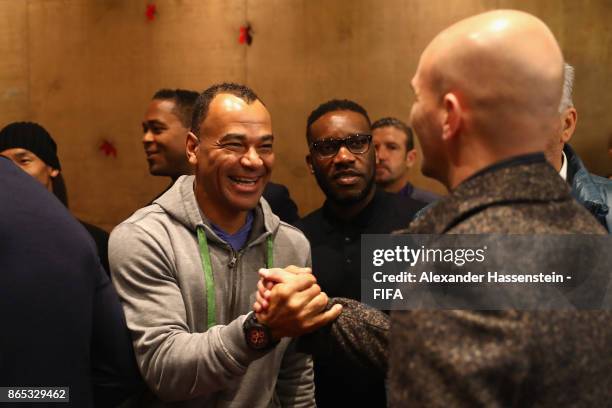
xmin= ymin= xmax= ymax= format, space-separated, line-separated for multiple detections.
xmin=0 ymin=157 xmax=142 ymax=407
xmin=389 ymin=155 xmax=612 ymax=407
xmin=263 ymin=182 xmax=299 ymax=224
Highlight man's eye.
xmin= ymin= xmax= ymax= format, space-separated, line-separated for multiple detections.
xmin=222 ymin=143 xmax=244 ymax=151
xmin=258 ymin=144 xmax=273 ymax=153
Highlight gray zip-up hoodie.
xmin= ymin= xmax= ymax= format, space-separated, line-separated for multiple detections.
xmin=109 ymin=176 xmax=315 ymax=407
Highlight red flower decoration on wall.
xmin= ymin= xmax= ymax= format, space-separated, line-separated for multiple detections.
xmin=145 ymin=4 xmax=156 ymax=21
xmin=239 ymin=25 xmax=253 ymax=45
xmin=99 ymin=140 xmax=117 ymax=158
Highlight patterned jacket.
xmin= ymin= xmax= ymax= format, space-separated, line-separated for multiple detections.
xmin=389 ymin=154 xmax=611 ymax=407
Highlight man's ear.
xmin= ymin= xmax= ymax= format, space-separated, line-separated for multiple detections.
xmin=305 ymin=154 xmax=314 ymax=174
xmin=405 ymin=148 xmax=417 ymax=169
xmin=441 ymin=92 xmax=462 ymax=141
xmin=49 ymin=167 xmax=59 ymax=178
xmin=560 ymin=107 xmax=577 ymax=144
xmin=186 ymin=131 xmax=199 ymax=165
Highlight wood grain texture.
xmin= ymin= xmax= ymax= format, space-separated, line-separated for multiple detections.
xmin=1 ymin=0 xmax=611 ymax=229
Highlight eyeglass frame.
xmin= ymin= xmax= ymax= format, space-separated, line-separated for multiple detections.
xmin=308 ymin=133 xmax=373 ymax=158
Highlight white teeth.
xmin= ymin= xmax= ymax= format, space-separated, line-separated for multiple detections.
xmin=231 ymin=176 xmax=257 ymax=184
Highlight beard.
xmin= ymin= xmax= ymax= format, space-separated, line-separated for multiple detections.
xmin=314 ymin=167 xmax=376 ymax=206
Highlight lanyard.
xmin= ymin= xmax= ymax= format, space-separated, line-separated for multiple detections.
xmin=197 ymin=226 xmax=274 ymax=329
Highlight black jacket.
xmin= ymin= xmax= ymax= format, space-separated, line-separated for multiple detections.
xmin=0 ymin=157 xmax=142 ymax=407
xmin=296 ymin=189 xmax=425 ymax=408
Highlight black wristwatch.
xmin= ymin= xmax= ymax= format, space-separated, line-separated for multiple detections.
xmin=243 ymin=313 xmax=279 ymax=351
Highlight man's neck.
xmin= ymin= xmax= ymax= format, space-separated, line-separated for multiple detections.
xmin=327 ymin=186 xmax=376 ymax=221
xmin=381 ymin=174 xmax=410 ymax=193
xmin=194 ymin=185 xmax=248 ymax=234
xmin=448 ymin=147 xmax=544 ymax=190
xmin=170 ymin=166 xmax=195 ymax=182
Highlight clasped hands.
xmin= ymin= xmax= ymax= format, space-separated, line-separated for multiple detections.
xmin=252 ymin=266 xmax=342 ymax=340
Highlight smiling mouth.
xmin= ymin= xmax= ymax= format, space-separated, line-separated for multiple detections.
xmin=229 ymin=176 xmax=259 ymax=186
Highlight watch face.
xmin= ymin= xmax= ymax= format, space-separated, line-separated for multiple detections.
xmin=247 ymin=327 xmax=268 ymax=349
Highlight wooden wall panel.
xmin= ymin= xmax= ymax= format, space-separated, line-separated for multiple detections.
xmin=23 ymin=0 xmax=246 ymax=230
xmin=1 ymin=0 xmax=611 ymax=229
xmin=0 ymin=1 xmax=28 ymax=123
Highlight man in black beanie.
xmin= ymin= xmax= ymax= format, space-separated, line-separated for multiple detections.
xmin=0 ymin=121 xmax=110 ymax=273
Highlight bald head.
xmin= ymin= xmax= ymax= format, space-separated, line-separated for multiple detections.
xmin=410 ymin=10 xmax=565 ymax=188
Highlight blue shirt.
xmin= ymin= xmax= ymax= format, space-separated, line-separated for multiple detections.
xmin=211 ymin=211 xmax=254 ymax=251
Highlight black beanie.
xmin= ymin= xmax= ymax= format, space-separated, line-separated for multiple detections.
xmin=0 ymin=122 xmax=61 ymax=170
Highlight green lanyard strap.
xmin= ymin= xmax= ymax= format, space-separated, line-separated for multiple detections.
xmin=197 ymin=226 xmax=273 ymax=329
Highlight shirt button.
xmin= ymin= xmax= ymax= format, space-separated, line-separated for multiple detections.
xmin=346 ymin=258 xmax=352 ymax=264
xmin=344 ymin=237 xmax=351 ymax=242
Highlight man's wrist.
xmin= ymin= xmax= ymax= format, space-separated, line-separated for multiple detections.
xmin=243 ymin=312 xmax=280 ymax=351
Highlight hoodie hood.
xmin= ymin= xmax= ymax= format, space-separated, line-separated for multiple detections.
xmin=154 ymin=175 xmax=282 ymax=239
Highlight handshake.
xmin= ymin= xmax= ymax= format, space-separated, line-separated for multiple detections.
xmin=252 ymin=266 xmax=343 ymax=340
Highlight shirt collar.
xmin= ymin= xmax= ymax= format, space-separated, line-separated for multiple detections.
xmin=559 ymin=150 xmax=568 ymax=181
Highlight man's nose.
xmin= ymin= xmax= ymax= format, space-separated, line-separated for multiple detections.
xmin=240 ymin=146 xmax=264 ymax=168
xmin=142 ymin=130 xmax=154 ymax=144
xmin=333 ymin=145 xmax=356 ymax=165
xmin=375 ymin=146 xmax=387 ymax=162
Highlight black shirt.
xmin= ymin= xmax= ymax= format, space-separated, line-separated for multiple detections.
xmin=296 ymin=189 xmax=425 ymax=300
xmin=296 ymin=189 xmax=426 ymax=408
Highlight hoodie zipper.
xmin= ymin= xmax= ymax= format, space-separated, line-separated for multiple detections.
xmin=227 ymin=233 xmax=272 ymax=319
xmin=227 ymin=249 xmax=239 ymax=319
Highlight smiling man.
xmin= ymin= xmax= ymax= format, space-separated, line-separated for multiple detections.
xmin=110 ymin=83 xmax=324 ymax=407
xmin=142 ymin=89 xmax=199 ymax=181
xmin=141 ymin=88 xmax=300 ymax=222
xmin=295 ymin=99 xmax=425 ymax=407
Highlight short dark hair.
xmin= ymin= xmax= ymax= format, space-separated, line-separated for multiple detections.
xmin=371 ymin=117 xmax=414 ymax=151
xmin=306 ymin=99 xmax=371 ymax=143
xmin=191 ymin=82 xmax=261 ymax=137
xmin=152 ymin=89 xmax=199 ymax=128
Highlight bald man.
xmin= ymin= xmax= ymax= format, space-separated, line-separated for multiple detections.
xmin=254 ymin=9 xmax=611 ymax=408
xmin=388 ymin=10 xmax=611 ymax=407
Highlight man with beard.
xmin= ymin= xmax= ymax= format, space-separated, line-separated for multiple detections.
xmin=373 ymin=116 xmax=440 ymax=203
xmin=295 ymin=99 xmax=425 ymax=407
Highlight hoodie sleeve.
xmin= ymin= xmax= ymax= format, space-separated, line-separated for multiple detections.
xmin=275 ymin=339 xmax=316 ymax=407
xmin=109 ymin=222 xmax=268 ymax=402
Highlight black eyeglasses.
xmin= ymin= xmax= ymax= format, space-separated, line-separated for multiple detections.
xmin=310 ymin=134 xmax=372 ymax=158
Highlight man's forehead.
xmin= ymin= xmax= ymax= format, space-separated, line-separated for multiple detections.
xmin=145 ymin=99 xmax=177 ymax=120
xmin=373 ymin=127 xmax=408 ymax=147
xmin=313 ymin=110 xmax=369 ymax=132
xmin=208 ymin=94 xmax=268 ymax=120
xmin=374 ymin=126 xmax=405 ymax=139
xmin=202 ymin=96 xmax=271 ymax=138
xmin=0 ymin=147 xmax=34 ymax=157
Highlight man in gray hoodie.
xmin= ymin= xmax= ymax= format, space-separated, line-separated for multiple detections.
xmin=110 ymin=83 xmax=336 ymax=407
